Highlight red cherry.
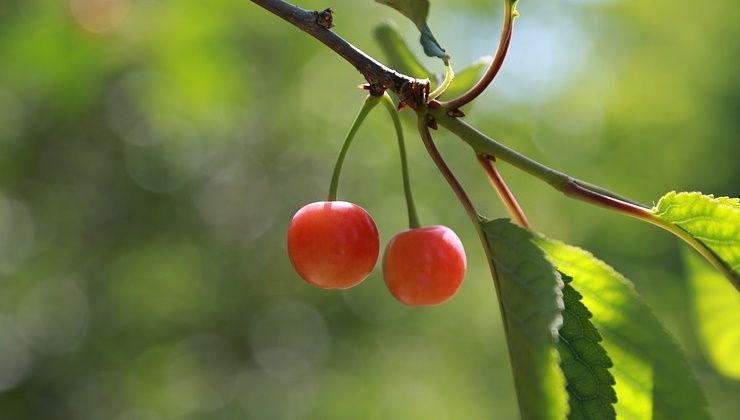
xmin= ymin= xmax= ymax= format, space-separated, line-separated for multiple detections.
xmin=287 ymin=201 xmax=380 ymax=289
xmin=382 ymin=225 xmax=466 ymax=306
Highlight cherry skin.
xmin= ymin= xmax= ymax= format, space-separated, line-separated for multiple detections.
xmin=382 ymin=225 xmax=466 ymax=306
xmin=287 ymin=201 xmax=380 ymax=289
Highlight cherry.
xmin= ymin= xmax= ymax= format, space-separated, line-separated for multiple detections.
xmin=287 ymin=201 xmax=380 ymax=289
xmin=382 ymin=225 xmax=466 ymax=306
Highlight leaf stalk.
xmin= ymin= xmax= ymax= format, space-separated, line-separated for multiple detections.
xmin=443 ymin=0 xmax=518 ymax=109
xmin=478 ymin=154 xmax=531 ymax=228
xmin=416 ymin=113 xmax=479 ymax=224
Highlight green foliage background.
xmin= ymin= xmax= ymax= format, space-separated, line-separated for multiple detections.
xmin=0 ymin=0 xmax=738 ymax=418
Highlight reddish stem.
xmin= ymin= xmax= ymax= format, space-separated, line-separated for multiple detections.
xmin=563 ymin=180 xmax=650 ymax=219
xmin=478 ymin=155 xmax=531 ymax=228
xmin=443 ymin=1 xmax=515 ymax=110
xmin=417 ymin=115 xmax=479 ymax=221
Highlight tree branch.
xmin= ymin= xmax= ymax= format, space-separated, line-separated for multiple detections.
xmin=250 ymin=0 xmax=430 ymax=108
xmin=430 ymin=108 xmax=647 ymax=210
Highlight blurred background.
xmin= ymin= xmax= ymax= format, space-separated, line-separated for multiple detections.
xmin=0 ymin=0 xmax=738 ymax=418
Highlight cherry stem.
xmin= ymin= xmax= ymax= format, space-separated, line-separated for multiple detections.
xmin=381 ymin=93 xmax=421 ymax=228
xmin=417 ymin=114 xmax=479 ymax=223
xmin=478 ymin=154 xmax=531 ymax=228
xmin=443 ymin=0 xmax=518 ymax=110
xmin=328 ymin=95 xmax=380 ymax=201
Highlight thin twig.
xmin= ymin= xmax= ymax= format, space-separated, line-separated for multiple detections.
xmin=250 ymin=0 xmax=429 ymax=108
xmin=432 ymin=109 xmax=648 ymax=209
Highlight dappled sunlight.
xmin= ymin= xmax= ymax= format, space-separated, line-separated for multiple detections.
xmin=603 ymin=342 xmax=653 ymax=418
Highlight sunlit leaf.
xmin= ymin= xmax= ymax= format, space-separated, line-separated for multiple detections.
xmin=652 ymin=191 xmax=740 ymax=288
xmin=374 ymin=0 xmax=448 ymax=59
xmin=684 ymin=251 xmax=740 ymax=379
xmin=373 ymin=22 xmax=431 ymax=79
xmin=479 ymin=218 xmax=567 ymax=419
xmin=558 ymin=274 xmax=616 ymax=419
xmin=537 ymin=238 xmax=710 ymax=420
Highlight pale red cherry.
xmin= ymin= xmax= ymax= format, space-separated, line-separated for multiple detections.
xmin=287 ymin=201 xmax=380 ymax=289
xmin=382 ymin=225 xmax=466 ymax=306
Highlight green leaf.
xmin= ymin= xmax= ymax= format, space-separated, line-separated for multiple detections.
xmin=418 ymin=25 xmax=447 ymax=60
xmin=439 ymin=56 xmax=488 ymax=100
xmin=479 ymin=218 xmax=567 ymax=420
xmin=373 ymin=22 xmax=431 ymax=79
xmin=374 ymin=0 xmax=449 ymax=59
xmin=652 ymin=191 xmax=740 ymax=287
xmin=537 ymin=238 xmax=711 ymax=420
xmin=684 ymin=251 xmax=740 ymax=379
xmin=375 ymin=0 xmax=428 ymax=29
xmin=558 ymin=274 xmax=617 ymax=419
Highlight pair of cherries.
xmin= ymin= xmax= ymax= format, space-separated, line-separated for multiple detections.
xmin=287 ymin=201 xmax=466 ymax=306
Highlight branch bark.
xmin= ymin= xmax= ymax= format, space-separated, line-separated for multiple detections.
xmin=250 ymin=0 xmax=429 ymax=108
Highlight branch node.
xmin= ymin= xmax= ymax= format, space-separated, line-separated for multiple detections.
xmin=369 ymin=83 xmax=386 ymax=97
xmin=448 ymin=108 xmax=465 ymax=118
xmin=359 ymin=83 xmax=386 ymax=96
xmin=399 ymin=79 xmax=430 ymax=110
xmin=315 ymin=8 xmax=334 ymax=29
xmin=426 ymin=114 xmax=438 ymax=130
